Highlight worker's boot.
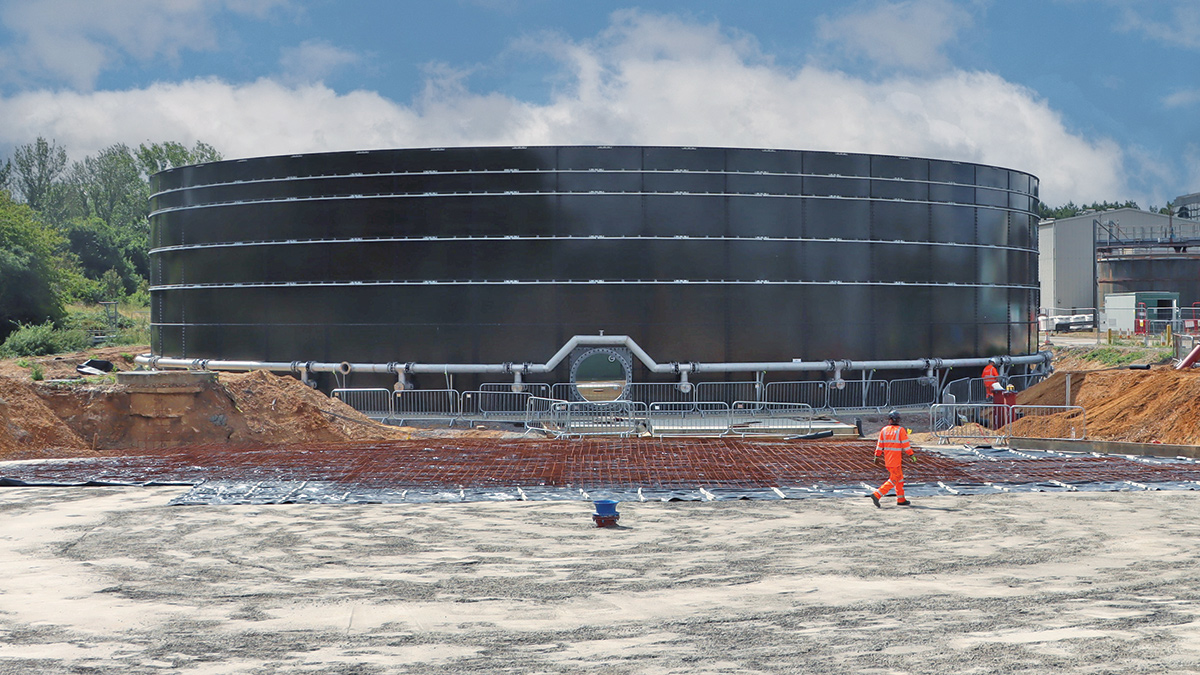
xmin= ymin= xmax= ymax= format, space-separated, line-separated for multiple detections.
xmin=896 ymin=499 xmax=913 ymax=506
xmin=870 ymin=493 xmax=881 ymax=508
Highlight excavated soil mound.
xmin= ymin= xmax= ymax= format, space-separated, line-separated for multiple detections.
xmin=219 ymin=370 xmax=413 ymax=444
xmin=1014 ymin=367 xmax=1200 ymax=445
xmin=1018 ymin=371 xmax=1088 ymax=407
xmin=0 ymin=376 xmax=91 ymax=460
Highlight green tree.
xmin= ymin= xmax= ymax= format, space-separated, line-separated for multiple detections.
xmin=63 ymin=144 xmax=151 ymax=284
xmin=0 ymin=192 xmax=65 ymax=341
xmin=134 ymin=140 xmax=222 ymax=176
xmin=10 ymin=137 xmax=68 ymax=214
xmin=62 ymin=217 xmax=134 ymax=289
xmin=1037 ymin=199 xmax=1140 ymax=219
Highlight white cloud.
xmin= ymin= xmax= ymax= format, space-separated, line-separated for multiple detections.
xmin=1163 ymin=88 xmax=1200 ymax=108
xmin=816 ymin=0 xmax=975 ymax=71
xmin=1111 ymin=0 xmax=1200 ymax=49
xmin=278 ymin=40 xmax=361 ymax=85
xmin=0 ymin=0 xmax=292 ymax=89
xmin=0 ymin=10 xmax=1131 ymax=204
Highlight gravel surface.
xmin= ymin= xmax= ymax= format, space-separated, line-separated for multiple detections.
xmin=1 ymin=487 xmax=1199 ymax=673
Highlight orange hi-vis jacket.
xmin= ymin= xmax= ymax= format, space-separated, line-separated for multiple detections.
xmin=875 ymin=424 xmax=914 ymax=468
xmin=982 ymin=363 xmax=1000 ymax=391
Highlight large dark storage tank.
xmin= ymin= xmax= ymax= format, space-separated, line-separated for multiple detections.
xmin=149 ymin=146 xmax=1040 ymax=385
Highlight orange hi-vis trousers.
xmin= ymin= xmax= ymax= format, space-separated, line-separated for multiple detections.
xmin=874 ymin=466 xmax=906 ymax=500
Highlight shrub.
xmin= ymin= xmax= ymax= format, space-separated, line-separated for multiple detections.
xmin=30 ymin=363 xmax=44 ymax=381
xmin=0 ymin=320 xmax=90 ymax=357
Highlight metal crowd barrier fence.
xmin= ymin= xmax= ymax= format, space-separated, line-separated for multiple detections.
xmin=929 ymin=403 xmax=1086 ymax=444
xmin=943 ymin=377 xmax=987 ymax=404
xmin=462 ymin=383 xmax=552 ymax=418
xmin=1008 ymin=405 xmax=1087 ymax=440
xmin=645 ymin=401 xmax=732 ymax=437
xmin=828 ymin=380 xmax=888 ymax=411
xmin=329 ymin=373 xmax=1059 ymax=437
xmin=331 ymin=388 xmax=393 ymax=420
xmin=929 ymin=403 xmax=1010 ymax=444
xmin=523 ymin=396 xmax=562 ymax=431
xmin=624 ymin=382 xmax=697 ymax=405
xmin=884 ymin=378 xmax=939 ymax=408
xmin=764 ymin=381 xmax=829 ymax=409
xmin=533 ymin=399 xmax=641 ymax=438
xmin=392 ymin=388 xmax=461 ymax=423
xmin=695 ymin=381 xmax=763 ymax=405
xmin=1005 ymin=373 xmax=1046 ymax=393
xmin=729 ymin=401 xmax=815 ymax=436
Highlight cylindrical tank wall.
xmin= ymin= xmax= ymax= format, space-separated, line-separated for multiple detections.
xmin=149 ymin=146 xmax=1040 ymax=383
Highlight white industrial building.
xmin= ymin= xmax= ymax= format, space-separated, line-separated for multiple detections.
xmin=1038 ymin=207 xmax=1197 ymax=320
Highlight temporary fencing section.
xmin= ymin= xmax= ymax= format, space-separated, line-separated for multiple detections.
xmin=524 ymin=398 xmax=641 ymax=438
xmin=392 ymin=389 xmax=461 ymax=424
xmin=462 ymin=383 xmax=553 ymax=419
xmin=331 ymin=388 xmax=393 ymax=421
xmin=328 ymin=371 xmax=1047 ymax=436
xmin=828 ymin=380 xmax=888 ymax=411
xmin=930 ymin=403 xmax=1086 ymax=444
xmin=729 ymin=402 xmax=815 ymax=437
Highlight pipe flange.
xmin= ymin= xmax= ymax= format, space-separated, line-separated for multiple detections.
xmin=404 ymin=362 xmax=415 ymax=374
xmin=502 ymin=362 xmax=513 ymax=374
xmin=386 ymin=362 xmax=399 ymax=374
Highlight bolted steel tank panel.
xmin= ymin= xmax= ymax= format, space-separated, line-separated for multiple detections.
xmin=149 ymin=146 xmax=1040 ymax=383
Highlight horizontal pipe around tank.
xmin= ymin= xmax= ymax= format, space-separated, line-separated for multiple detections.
xmin=135 ymin=335 xmax=1051 ymax=379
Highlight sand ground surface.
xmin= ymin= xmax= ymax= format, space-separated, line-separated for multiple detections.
xmin=1 ymin=487 xmax=1199 ymax=674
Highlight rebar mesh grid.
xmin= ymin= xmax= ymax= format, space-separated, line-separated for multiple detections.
xmin=4 ymin=439 xmax=1199 ymax=490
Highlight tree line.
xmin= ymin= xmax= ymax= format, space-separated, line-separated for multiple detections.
xmin=1036 ymin=199 xmax=1173 ymax=220
xmin=0 ymin=138 xmax=221 ymax=342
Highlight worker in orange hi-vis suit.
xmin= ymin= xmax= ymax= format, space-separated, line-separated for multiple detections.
xmin=870 ymin=410 xmax=917 ymax=507
xmin=981 ymin=362 xmax=1003 ymax=393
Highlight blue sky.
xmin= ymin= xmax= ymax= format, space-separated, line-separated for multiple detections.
xmin=0 ymin=0 xmax=1196 ymax=208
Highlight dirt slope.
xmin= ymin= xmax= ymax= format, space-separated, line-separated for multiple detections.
xmin=1 ymin=370 xmax=414 ymax=461
xmin=1015 ymin=367 xmax=1200 ymax=445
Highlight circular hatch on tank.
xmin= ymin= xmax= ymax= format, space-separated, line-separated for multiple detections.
xmin=569 ymin=347 xmax=633 ymax=402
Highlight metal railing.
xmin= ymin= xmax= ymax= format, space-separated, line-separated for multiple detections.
xmin=828 ymin=380 xmax=888 ymax=411
xmin=729 ymin=401 xmax=815 ymax=437
xmin=929 ymin=403 xmax=1085 ymax=444
xmin=392 ymin=389 xmax=461 ymax=423
xmin=328 ymin=370 xmax=1049 ymax=438
xmin=332 ymin=388 xmax=393 ymax=420
xmin=884 ymin=378 xmax=939 ymax=408
xmin=526 ymin=399 xmax=641 ymax=438
xmin=462 ymin=383 xmax=553 ymax=418
xmin=645 ymin=401 xmax=732 ymax=437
